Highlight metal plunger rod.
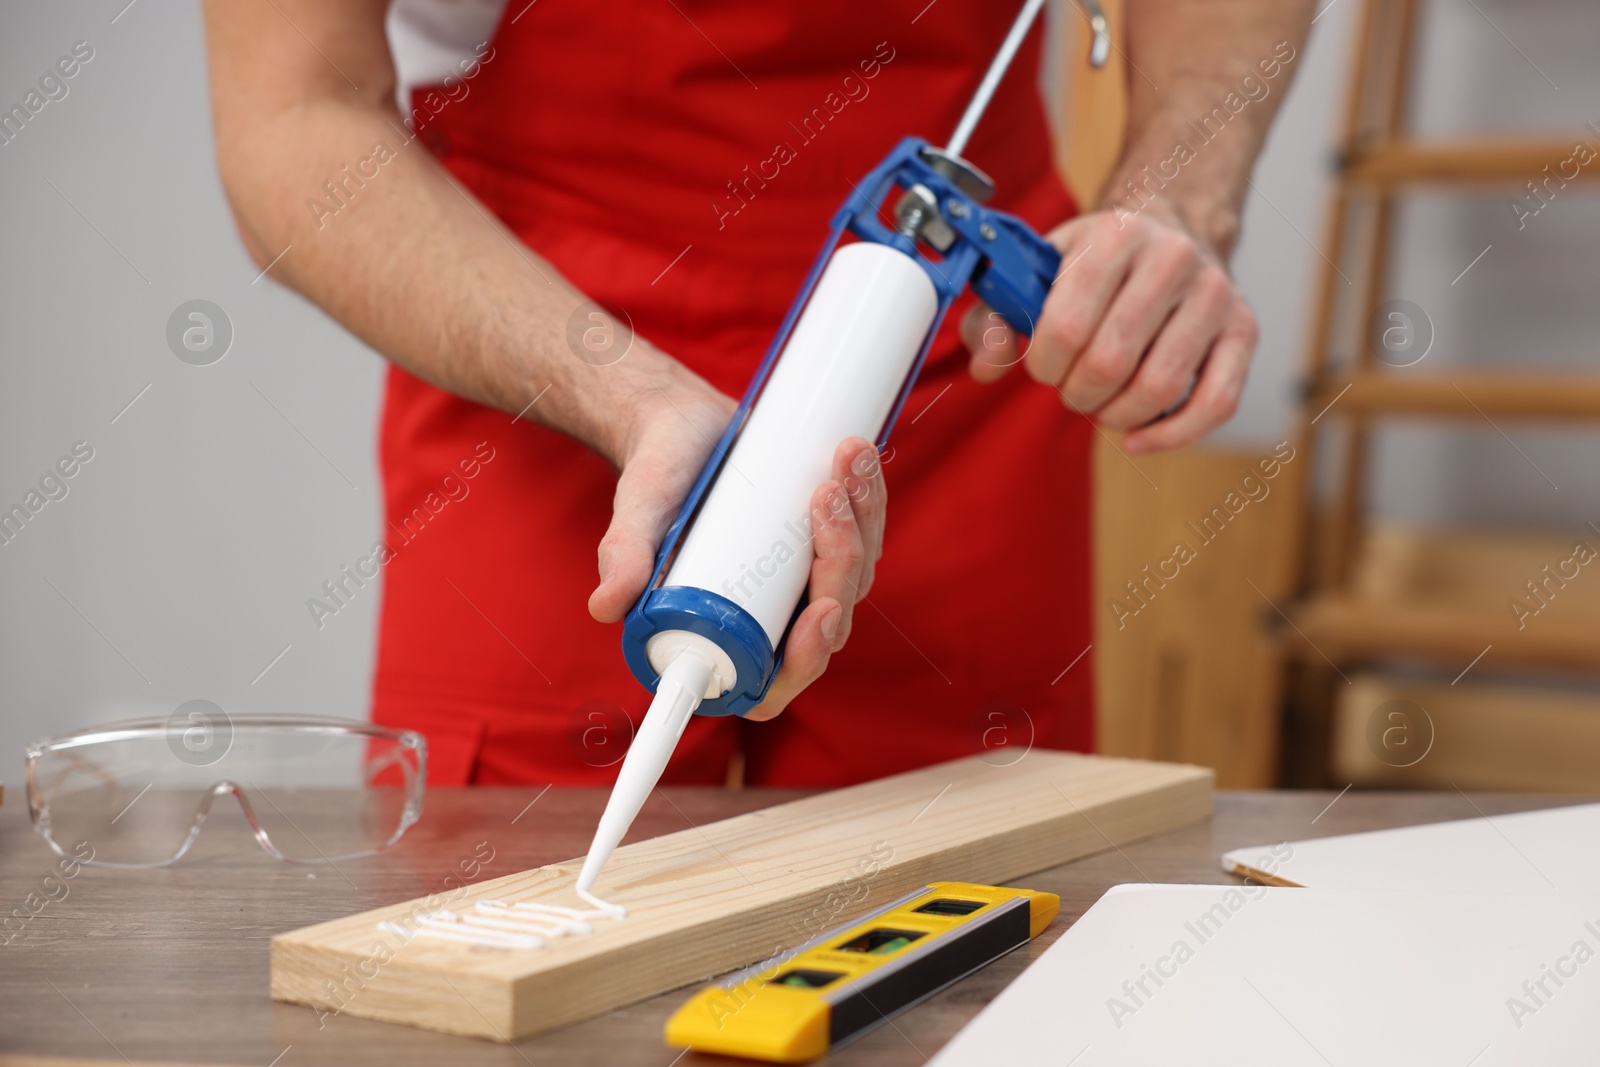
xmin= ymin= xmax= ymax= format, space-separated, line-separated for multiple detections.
xmin=945 ymin=0 xmax=1112 ymax=159
xmin=945 ymin=0 xmax=1049 ymax=158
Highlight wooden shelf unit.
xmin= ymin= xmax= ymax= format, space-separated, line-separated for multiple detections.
xmin=1332 ymin=673 xmax=1600 ymax=792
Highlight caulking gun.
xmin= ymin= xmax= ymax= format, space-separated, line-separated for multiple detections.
xmin=578 ymin=0 xmax=1110 ymax=895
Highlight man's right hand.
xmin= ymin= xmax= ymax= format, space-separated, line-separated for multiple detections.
xmin=585 ymin=366 xmax=887 ymax=722
xmin=585 ymin=370 xmax=735 ymax=627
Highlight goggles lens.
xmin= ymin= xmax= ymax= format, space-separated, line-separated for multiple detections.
xmin=28 ymin=717 xmax=425 ymax=867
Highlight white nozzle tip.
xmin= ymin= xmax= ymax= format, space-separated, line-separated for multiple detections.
xmin=574 ymin=649 xmax=713 ymax=902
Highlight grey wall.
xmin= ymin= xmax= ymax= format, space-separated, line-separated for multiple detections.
xmin=0 ymin=0 xmax=384 ymax=772
xmin=2 ymin=0 xmax=1596 ymax=773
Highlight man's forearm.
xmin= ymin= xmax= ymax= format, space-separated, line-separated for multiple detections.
xmin=203 ymin=1 xmax=707 ymax=466
xmin=1102 ymin=0 xmax=1316 ymax=256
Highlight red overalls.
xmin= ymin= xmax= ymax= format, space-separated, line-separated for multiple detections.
xmin=372 ymin=0 xmax=1095 ymax=788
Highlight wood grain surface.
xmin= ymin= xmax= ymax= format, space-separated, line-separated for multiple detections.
xmin=0 ymin=782 xmax=1582 ymax=1066
xmin=271 ymin=753 xmax=1210 ymax=1040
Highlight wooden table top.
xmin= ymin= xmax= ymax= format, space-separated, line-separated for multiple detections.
xmin=0 ymin=785 xmax=1581 ymax=1067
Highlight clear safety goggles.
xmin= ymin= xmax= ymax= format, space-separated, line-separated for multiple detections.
xmin=26 ymin=713 xmax=426 ymax=868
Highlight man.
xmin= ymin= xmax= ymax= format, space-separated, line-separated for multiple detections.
xmin=202 ymin=0 xmax=1312 ymax=788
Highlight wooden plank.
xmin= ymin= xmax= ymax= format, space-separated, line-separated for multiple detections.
xmin=1332 ymin=673 xmax=1600 ymax=792
xmin=1309 ymin=372 xmax=1600 ymax=421
xmin=271 ymin=751 xmax=1211 ymax=1041
xmin=1344 ymin=137 xmax=1600 ymax=186
xmin=1093 ymin=441 xmax=1298 ymax=787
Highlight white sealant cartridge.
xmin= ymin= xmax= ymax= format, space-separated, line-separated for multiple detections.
xmin=663 ymin=242 xmax=937 ymax=650
xmin=578 ymin=242 xmax=938 ymax=894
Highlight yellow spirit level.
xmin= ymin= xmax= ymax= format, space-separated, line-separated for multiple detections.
xmin=665 ymin=882 xmax=1059 ymax=1063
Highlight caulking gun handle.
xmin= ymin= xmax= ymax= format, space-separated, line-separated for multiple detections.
xmin=968 ymin=212 xmax=1062 ymax=340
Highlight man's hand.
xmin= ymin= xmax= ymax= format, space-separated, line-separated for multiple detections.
xmin=953 ymin=0 xmax=1314 ymax=454
xmin=960 ymin=205 xmax=1258 ymax=455
xmin=201 ymin=0 xmax=888 ymax=724
xmin=584 ymin=371 xmax=887 ymax=722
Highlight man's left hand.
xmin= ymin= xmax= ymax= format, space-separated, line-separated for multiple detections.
xmin=960 ymin=205 xmax=1258 ymax=455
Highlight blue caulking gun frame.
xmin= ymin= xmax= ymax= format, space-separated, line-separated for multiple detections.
xmin=620 ymin=136 xmax=1064 ymax=716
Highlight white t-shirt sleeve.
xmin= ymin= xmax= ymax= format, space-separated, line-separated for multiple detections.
xmin=385 ymin=0 xmax=508 ymax=110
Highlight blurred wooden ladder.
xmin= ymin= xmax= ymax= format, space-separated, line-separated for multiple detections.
xmin=1283 ymin=0 xmax=1600 ymax=785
